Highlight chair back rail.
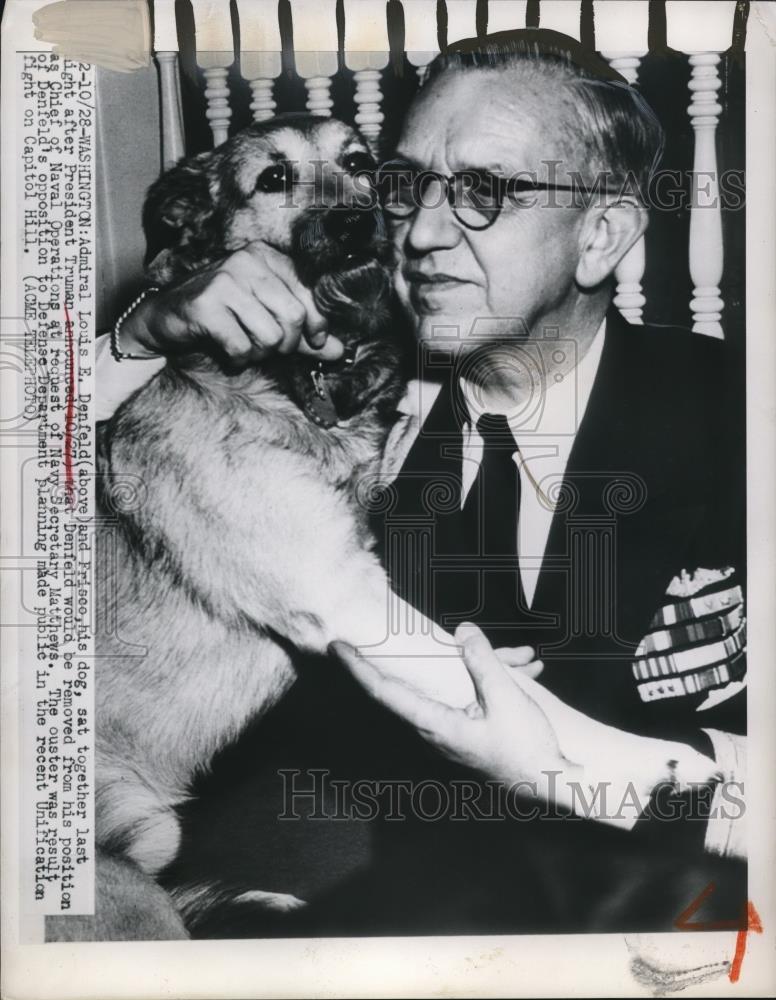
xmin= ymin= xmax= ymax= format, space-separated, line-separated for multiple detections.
xmin=115 ymin=0 xmax=744 ymax=338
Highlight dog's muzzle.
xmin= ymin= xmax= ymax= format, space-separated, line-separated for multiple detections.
xmin=321 ymin=207 xmax=378 ymax=251
xmin=291 ymin=206 xmax=394 ymax=331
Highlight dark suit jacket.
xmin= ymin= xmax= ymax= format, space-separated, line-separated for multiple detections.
xmin=534 ymin=312 xmax=745 ymax=744
xmin=378 ymin=309 xmax=746 ymax=745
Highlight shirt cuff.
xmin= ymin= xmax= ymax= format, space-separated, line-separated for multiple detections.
xmin=701 ymin=728 xmax=746 ymax=860
xmin=96 ymin=332 xmax=166 ymax=422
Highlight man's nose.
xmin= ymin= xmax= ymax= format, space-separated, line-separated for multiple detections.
xmin=404 ymin=179 xmax=462 ymax=254
xmin=323 ymin=207 xmax=377 ymax=248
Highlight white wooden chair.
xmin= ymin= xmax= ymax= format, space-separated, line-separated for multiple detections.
xmin=96 ymin=0 xmax=745 ymax=340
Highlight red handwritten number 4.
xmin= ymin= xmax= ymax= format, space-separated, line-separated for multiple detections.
xmin=674 ymin=882 xmax=763 ymax=983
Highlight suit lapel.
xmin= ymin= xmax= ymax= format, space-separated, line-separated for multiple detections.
xmin=532 ymin=312 xmax=701 ymax=655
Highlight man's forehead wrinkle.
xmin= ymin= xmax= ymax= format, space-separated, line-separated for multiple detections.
xmin=489 ymin=70 xmax=592 ymax=172
xmin=498 ymin=66 xmax=609 ymax=178
xmin=404 ymin=66 xmax=590 ymax=176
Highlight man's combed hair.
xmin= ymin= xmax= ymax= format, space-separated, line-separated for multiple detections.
xmin=424 ymin=28 xmax=665 ymax=204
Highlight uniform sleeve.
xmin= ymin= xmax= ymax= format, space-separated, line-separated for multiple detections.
xmin=701 ymin=728 xmax=746 ymax=860
xmin=631 ymin=358 xmax=747 ymax=858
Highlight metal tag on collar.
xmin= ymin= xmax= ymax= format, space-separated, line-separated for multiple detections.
xmin=306 ymin=365 xmax=339 ymax=427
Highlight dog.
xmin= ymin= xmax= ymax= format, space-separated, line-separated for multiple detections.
xmin=69 ymin=115 xmax=477 ymax=941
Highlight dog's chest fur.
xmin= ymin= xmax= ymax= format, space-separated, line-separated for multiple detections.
xmin=96 ymin=350 xmax=402 ymax=801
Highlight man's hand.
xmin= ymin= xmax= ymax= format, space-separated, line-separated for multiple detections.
xmin=120 ymin=241 xmax=344 ymax=365
xmin=330 ymin=623 xmax=722 ymax=824
xmin=331 ymin=623 xmax=579 ymax=798
xmin=493 ymin=644 xmax=544 ymax=679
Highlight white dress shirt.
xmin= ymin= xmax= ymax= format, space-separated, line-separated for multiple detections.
xmin=395 ymin=321 xmax=607 ymax=608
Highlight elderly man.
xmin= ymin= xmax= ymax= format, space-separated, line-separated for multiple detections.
xmin=97 ymin=30 xmax=745 ymax=932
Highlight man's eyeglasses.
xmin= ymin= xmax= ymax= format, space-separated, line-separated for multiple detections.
xmin=375 ymin=159 xmax=608 ymax=231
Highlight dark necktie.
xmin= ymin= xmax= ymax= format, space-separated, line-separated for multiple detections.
xmin=371 ymin=385 xmax=529 ymax=642
xmin=459 ymin=413 xmax=527 ymax=630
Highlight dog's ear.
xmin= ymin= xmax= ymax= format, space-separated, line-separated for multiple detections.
xmin=142 ymin=152 xmax=218 ymax=267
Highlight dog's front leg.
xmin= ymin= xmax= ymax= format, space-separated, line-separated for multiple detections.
xmin=274 ymin=545 xmax=478 ymax=710
xmin=133 ymin=443 xmax=477 ymax=710
xmin=336 ymin=605 xmax=477 ymax=709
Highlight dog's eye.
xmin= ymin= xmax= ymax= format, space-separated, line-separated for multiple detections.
xmin=256 ymin=162 xmax=293 ymax=193
xmin=343 ymin=151 xmax=376 ymax=175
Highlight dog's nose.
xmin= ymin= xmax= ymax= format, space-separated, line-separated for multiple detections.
xmin=323 ymin=207 xmax=377 ymax=249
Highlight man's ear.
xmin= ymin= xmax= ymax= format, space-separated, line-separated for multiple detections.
xmin=142 ymin=152 xmax=217 ymax=264
xmin=575 ymin=200 xmax=648 ymax=290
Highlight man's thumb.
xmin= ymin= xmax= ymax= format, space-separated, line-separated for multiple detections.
xmin=455 ymin=623 xmax=510 ymax=707
xmin=298 ymin=334 xmax=344 ymax=360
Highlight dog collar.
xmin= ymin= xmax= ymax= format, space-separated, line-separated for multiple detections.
xmin=302 ymin=346 xmax=359 ymax=428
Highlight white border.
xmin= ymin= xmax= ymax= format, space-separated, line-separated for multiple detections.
xmin=1 ymin=1 xmax=774 ymax=997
